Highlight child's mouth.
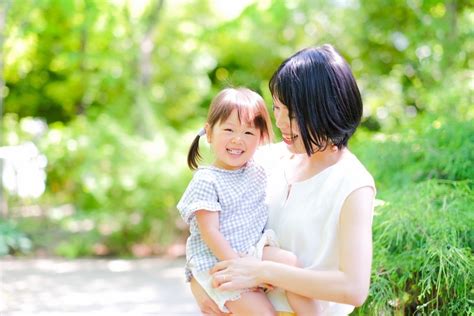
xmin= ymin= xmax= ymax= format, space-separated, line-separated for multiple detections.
xmin=227 ymin=149 xmax=244 ymax=155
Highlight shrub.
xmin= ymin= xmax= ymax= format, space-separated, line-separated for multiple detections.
xmin=0 ymin=220 xmax=32 ymax=256
xmin=355 ymin=180 xmax=473 ymax=314
xmin=352 ymin=116 xmax=474 ymax=192
xmin=37 ymin=114 xmax=192 ymax=256
xmin=351 ymin=116 xmax=473 ymax=314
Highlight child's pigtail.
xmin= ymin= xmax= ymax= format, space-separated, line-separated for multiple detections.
xmin=187 ymin=128 xmax=206 ymax=170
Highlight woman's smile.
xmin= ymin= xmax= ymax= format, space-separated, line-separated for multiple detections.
xmin=282 ymin=133 xmax=298 ymax=145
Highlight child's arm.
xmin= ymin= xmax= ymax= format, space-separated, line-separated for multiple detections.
xmin=195 ymin=210 xmax=239 ymax=261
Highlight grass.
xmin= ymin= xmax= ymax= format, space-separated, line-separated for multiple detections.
xmin=356 ymin=180 xmax=473 ymax=314
xmin=350 ymin=115 xmax=473 ymax=314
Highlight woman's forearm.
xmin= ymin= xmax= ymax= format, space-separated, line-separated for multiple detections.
xmin=259 ymin=261 xmax=367 ymax=306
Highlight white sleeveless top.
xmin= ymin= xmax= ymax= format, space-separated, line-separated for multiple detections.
xmin=256 ymin=144 xmax=375 ymax=315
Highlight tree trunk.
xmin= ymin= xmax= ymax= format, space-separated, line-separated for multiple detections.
xmin=76 ymin=2 xmax=89 ymax=115
xmin=0 ymin=0 xmax=11 ymax=218
xmin=134 ymin=0 xmax=165 ymax=138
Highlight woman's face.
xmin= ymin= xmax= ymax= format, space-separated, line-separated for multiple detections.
xmin=272 ymin=98 xmax=306 ymax=154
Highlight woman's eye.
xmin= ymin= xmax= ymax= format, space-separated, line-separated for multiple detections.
xmin=224 ymin=128 xmax=233 ymax=132
xmin=272 ymin=105 xmax=279 ymax=111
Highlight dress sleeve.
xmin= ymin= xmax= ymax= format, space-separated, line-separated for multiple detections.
xmin=176 ymin=173 xmax=221 ymax=224
xmin=337 ymin=159 xmax=376 ymax=217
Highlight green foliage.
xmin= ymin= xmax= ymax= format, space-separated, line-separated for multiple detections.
xmin=350 ymin=115 xmax=473 ymax=314
xmin=36 ymin=114 xmax=192 ymax=256
xmin=0 ymin=220 xmax=32 ymax=255
xmin=355 ymin=180 xmax=473 ymax=314
xmin=352 ymin=116 xmax=474 ymax=193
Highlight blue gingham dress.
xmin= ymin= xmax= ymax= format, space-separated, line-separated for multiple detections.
xmin=177 ymin=160 xmax=268 ymax=281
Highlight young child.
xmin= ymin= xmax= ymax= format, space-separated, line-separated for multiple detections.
xmin=177 ymin=87 xmax=321 ymax=314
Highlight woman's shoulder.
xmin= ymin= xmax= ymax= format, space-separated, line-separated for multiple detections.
xmin=340 ymin=150 xmax=376 ymax=190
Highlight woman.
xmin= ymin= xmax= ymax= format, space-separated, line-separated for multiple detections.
xmin=192 ymin=44 xmax=376 ymax=315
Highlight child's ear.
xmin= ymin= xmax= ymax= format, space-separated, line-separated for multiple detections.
xmin=205 ymin=123 xmax=211 ymax=143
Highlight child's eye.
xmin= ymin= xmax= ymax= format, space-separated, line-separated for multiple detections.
xmin=245 ymin=131 xmax=255 ymax=135
xmin=224 ymin=128 xmax=233 ymax=132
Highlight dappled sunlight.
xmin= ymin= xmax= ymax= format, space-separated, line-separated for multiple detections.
xmin=0 ymin=142 xmax=47 ymax=199
xmin=107 ymin=260 xmax=133 ymax=272
xmin=210 ymin=0 xmax=256 ymax=20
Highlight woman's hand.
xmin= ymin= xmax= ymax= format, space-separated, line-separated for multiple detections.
xmin=190 ymin=277 xmax=229 ymax=315
xmin=211 ymin=256 xmax=264 ymax=291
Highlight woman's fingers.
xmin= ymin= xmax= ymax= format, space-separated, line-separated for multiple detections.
xmin=212 ymin=272 xmax=230 ymax=288
xmin=217 ymin=279 xmax=237 ymax=291
xmin=211 ymin=256 xmax=262 ymax=290
xmin=212 ymin=272 xmax=245 ymax=291
xmin=210 ymin=260 xmax=230 ymax=273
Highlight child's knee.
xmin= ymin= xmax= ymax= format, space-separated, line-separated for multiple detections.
xmin=226 ymin=302 xmax=275 ymax=315
xmin=226 ymin=291 xmax=275 ymax=315
xmin=279 ymin=249 xmax=300 ymax=267
xmin=252 ymin=305 xmax=275 ymax=316
xmin=263 ymin=246 xmax=302 ymax=268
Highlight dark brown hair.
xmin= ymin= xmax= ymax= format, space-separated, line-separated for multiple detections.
xmin=270 ymin=44 xmax=363 ymax=155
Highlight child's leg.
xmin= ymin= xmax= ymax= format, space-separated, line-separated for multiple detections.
xmin=225 ymin=290 xmax=275 ymax=316
xmin=263 ymin=246 xmax=323 ymax=315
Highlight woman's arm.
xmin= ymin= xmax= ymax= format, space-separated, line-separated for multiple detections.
xmin=195 ymin=210 xmax=239 ymax=260
xmin=212 ymin=186 xmax=375 ymax=306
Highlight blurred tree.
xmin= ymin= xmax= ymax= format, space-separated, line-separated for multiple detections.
xmin=0 ymin=0 xmax=11 ymax=217
xmin=353 ymin=0 xmax=471 ymax=125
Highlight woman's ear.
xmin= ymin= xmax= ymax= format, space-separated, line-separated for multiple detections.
xmin=205 ymin=123 xmax=211 ymax=143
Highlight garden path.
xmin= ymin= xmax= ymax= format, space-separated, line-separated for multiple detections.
xmin=1 ymin=257 xmax=200 ymax=315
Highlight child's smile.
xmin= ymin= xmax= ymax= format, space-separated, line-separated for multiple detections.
xmin=206 ymin=109 xmax=261 ymax=170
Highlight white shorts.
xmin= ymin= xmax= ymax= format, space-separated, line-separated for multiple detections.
xmin=192 ymin=229 xmax=279 ymax=313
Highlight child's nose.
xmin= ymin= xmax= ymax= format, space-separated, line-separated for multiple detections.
xmin=231 ymin=136 xmax=242 ymax=143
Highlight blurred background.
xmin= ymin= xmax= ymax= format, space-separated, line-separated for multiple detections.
xmin=0 ymin=0 xmax=472 ymax=314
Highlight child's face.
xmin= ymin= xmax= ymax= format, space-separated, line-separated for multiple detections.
xmin=206 ymin=109 xmax=261 ymax=170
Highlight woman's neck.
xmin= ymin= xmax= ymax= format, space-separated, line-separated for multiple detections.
xmin=286 ymin=146 xmax=347 ymax=184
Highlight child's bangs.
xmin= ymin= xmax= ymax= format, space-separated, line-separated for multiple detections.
xmin=236 ymin=105 xmax=260 ymax=127
xmin=219 ymin=96 xmax=263 ymax=127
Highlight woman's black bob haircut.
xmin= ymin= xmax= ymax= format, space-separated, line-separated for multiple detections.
xmin=269 ymin=44 xmax=363 ymax=155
